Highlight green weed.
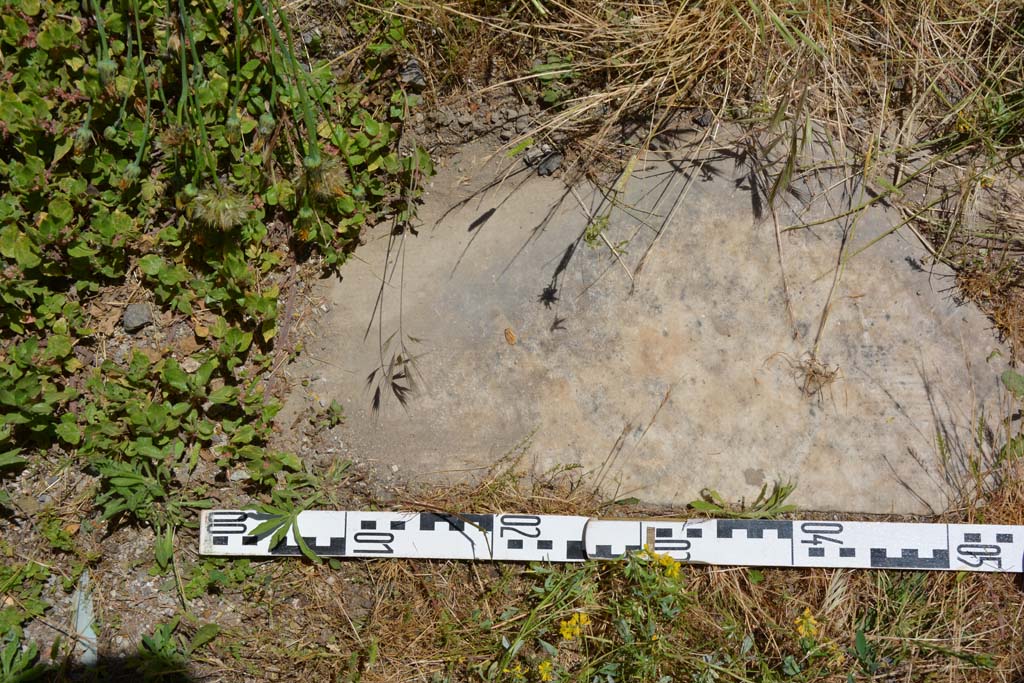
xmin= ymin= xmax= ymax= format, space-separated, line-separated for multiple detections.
xmin=0 ymin=0 xmax=432 ymax=527
xmin=689 ymin=481 xmax=798 ymax=519
xmin=0 ymin=559 xmax=49 ymax=637
xmin=0 ymin=629 xmax=45 ymax=683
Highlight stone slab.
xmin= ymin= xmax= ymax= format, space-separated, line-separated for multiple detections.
xmin=281 ymin=138 xmax=1009 ymax=513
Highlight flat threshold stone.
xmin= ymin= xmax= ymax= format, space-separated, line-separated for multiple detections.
xmin=281 ymin=140 xmax=1008 ymax=514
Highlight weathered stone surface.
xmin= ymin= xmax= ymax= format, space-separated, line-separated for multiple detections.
xmin=280 ymin=139 xmax=1008 ymax=514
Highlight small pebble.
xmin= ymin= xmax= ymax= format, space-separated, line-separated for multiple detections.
xmin=537 ymin=152 xmax=563 ymax=176
xmin=399 ymin=59 xmax=426 ymax=88
xmin=122 ymin=303 xmax=153 ymax=333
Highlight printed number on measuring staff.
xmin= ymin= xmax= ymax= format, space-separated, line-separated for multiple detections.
xmin=207 ymin=511 xmax=250 ymax=535
xmin=957 ymin=543 xmax=1001 ymax=568
xmin=353 ymin=531 xmax=395 ymax=554
xmin=800 ymin=522 xmax=844 ymax=545
xmin=500 ymin=515 xmax=541 ymax=538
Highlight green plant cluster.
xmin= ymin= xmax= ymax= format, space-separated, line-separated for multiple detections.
xmin=0 ymin=0 xmax=431 ymax=526
xmin=0 ymin=0 xmax=432 ymax=662
xmin=0 ymin=551 xmax=50 ymax=681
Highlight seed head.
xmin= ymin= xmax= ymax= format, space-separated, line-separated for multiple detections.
xmin=97 ymin=59 xmax=117 ymax=85
xmin=304 ymin=156 xmax=350 ymax=200
xmin=193 ymin=186 xmax=252 ymax=231
xmin=73 ymin=125 xmax=93 ymax=154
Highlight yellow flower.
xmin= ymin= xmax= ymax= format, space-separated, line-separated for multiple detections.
xmin=826 ymin=640 xmax=846 ymax=667
xmin=538 ymin=660 xmax=553 ymax=682
xmin=559 ymin=612 xmax=590 ymax=640
xmin=643 ymin=544 xmax=682 ymax=578
xmin=794 ymin=607 xmax=819 ymax=639
xmin=502 ymin=662 xmax=526 ymax=682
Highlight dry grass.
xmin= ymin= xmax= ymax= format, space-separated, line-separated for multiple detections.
xmin=196 ymin=456 xmax=1024 ymax=682
xmin=391 ymin=0 xmax=1024 ymax=348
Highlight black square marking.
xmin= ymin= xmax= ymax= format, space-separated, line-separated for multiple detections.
xmin=507 ymin=539 xmax=523 ymax=550
xmin=997 ymin=533 xmax=1013 ymax=543
xmin=686 ymin=528 xmax=703 ymax=538
xmin=655 ymin=528 xmax=672 ymax=538
xmin=964 ymin=532 xmax=981 ymax=542
xmin=212 ymin=536 xmax=228 ymax=546
xmin=242 ymin=536 xmax=258 ymax=546
xmin=839 ymin=548 xmax=856 ymax=558
xmin=808 ymin=547 xmax=825 ymax=557
xmin=390 ymin=521 xmax=406 ymax=530
xmin=537 ymin=540 xmax=553 ymax=550
xmin=360 ymin=520 xmax=377 ymax=530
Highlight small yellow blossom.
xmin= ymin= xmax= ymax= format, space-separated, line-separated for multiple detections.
xmin=651 ymin=634 xmax=659 ymax=641
xmin=826 ymin=640 xmax=846 ymax=667
xmin=537 ymin=660 xmax=553 ymax=682
xmin=794 ymin=607 xmax=819 ymax=639
xmin=642 ymin=544 xmax=682 ymax=578
xmin=502 ymin=662 xmax=526 ymax=682
xmin=559 ymin=612 xmax=591 ymax=640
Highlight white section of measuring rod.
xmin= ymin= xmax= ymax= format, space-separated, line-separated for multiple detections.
xmin=199 ymin=511 xmax=1024 ymax=572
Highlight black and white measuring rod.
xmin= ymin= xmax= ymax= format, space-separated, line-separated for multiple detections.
xmin=199 ymin=510 xmax=1024 ymax=572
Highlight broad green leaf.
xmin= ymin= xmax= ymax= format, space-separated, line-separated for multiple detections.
xmin=45 ymin=335 xmax=72 ymax=359
xmin=0 ymin=226 xmax=41 ymax=269
xmin=51 ymin=136 xmax=74 ymax=165
xmin=55 ymin=421 xmax=82 ymax=446
xmin=138 ymin=254 xmax=165 ymax=276
xmin=207 ymin=385 xmax=238 ymax=404
xmin=0 ymin=449 xmax=26 ymax=468
xmin=161 ymin=359 xmax=189 ymax=393
xmin=189 ymin=623 xmax=220 ymax=652
xmin=278 ymin=452 xmax=302 ymax=471
xmin=687 ymin=500 xmax=723 ymax=512
xmin=1001 ymin=369 xmax=1024 ymax=399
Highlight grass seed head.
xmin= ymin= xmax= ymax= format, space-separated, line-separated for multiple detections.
xmin=304 ymin=156 xmax=351 ymax=200
xmin=193 ymin=186 xmax=253 ymax=231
